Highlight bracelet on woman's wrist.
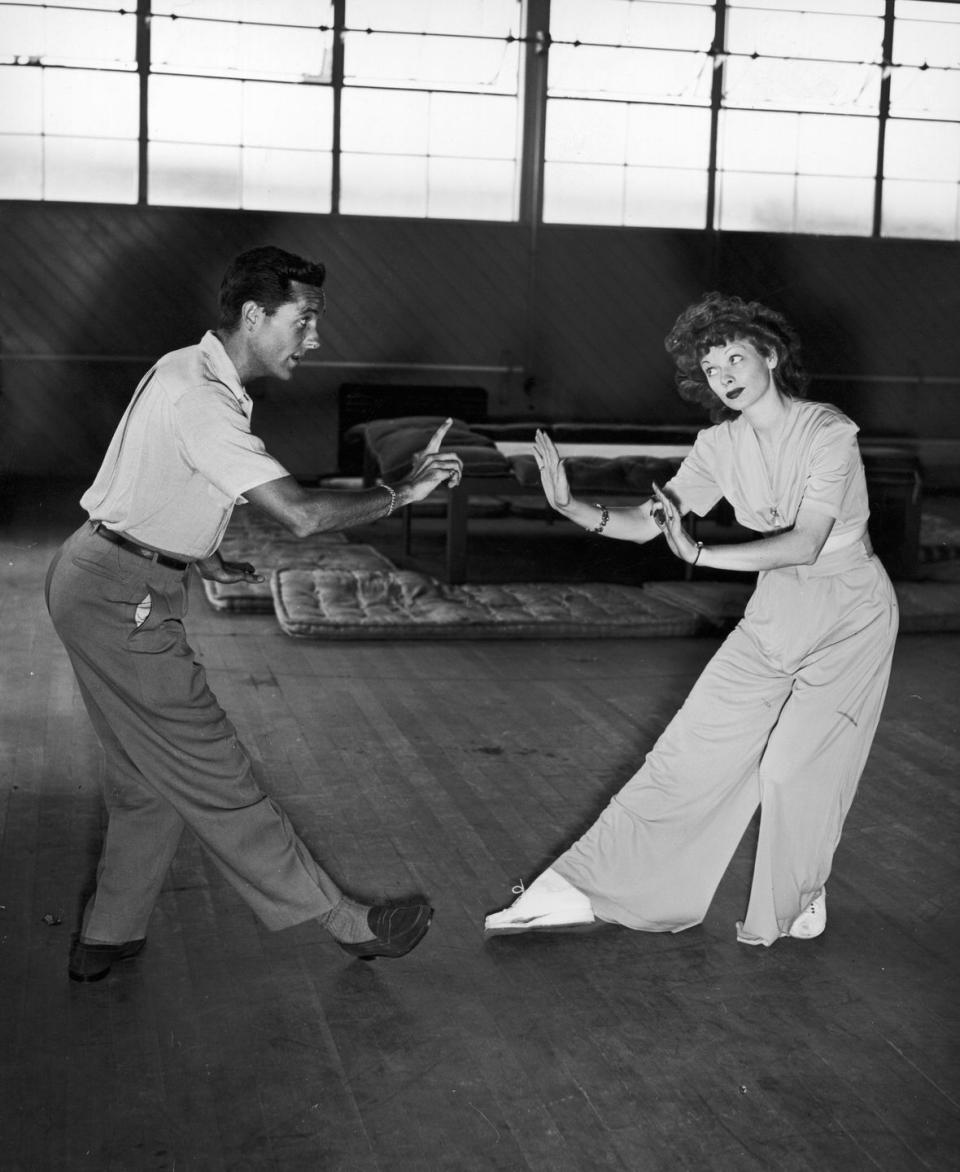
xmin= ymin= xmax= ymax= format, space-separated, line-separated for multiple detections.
xmin=589 ymin=505 xmax=610 ymax=535
xmin=692 ymin=541 xmax=704 ymax=565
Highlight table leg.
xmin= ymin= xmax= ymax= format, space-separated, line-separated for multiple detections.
xmin=446 ymin=485 xmax=469 ymax=584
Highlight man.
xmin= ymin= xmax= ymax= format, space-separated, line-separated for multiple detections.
xmin=45 ymin=245 xmax=463 ymax=981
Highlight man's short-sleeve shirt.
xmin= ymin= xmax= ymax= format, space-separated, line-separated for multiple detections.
xmin=81 ymin=331 xmax=289 ymax=559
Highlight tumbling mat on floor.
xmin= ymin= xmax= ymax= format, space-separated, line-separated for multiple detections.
xmin=642 ymin=577 xmax=960 ymax=635
xmin=270 ymin=569 xmax=703 ymax=640
xmin=202 ymin=507 xmax=391 ymax=613
xmin=892 ymin=582 xmax=960 ymax=632
xmin=920 ymin=513 xmax=960 ymax=563
xmin=642 ymin=581 xmax=755 ymax=630
xmin=204 ymin=543 xmax=396 ymax=612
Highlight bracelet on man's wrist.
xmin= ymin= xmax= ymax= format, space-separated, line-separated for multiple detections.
xmin=380 ymin=483 xmax=398 ymax=516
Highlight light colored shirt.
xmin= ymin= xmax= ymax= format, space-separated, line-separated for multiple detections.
xmin=666 ymin=399 xmax=870 ymax=544
xmin=81 ymin=331 xmax=288 ymax=559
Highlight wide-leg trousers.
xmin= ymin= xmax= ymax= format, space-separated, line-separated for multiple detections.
xmin=45 ymin=522 xmax=343 ymax=944
xmin=554 ymin=541 xmax=898 ymax=945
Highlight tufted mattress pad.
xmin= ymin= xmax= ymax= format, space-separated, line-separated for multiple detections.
xmin=270 ymin=568 xmax=702 ymax=640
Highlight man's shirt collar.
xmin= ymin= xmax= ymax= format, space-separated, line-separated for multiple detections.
xmin=199 ymin=330 xmax=253 ymax=415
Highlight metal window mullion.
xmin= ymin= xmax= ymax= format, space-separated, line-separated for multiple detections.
xmin=331 ymin=0 xmax=345 ymax=214
xmin=519 ymin=0 xmax=549 ymax=230
xmin=873 ymin=0 xmax=896 ymax=237
xmin=706 ymin=0 xmax=727 ymax=233
xmin=137 ymin=0 xmax=150 ymax=205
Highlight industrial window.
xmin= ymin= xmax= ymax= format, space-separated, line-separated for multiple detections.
xmin=716 ymin=0 xmax=885 ymax=236
xmin=0 ymin=0 xmax=956 ymax=241
xmin=339 ymin=0 xmax=524 ymax=220
xmin=882 ymin=0 xmax=960 ymax=240
xmin=0 ymin=0 xmax=139 ymax=202
xmin=148 ymin=1 xmax=335 ymax=212
xmin=543 ymin=0 xmax=716 ymax=228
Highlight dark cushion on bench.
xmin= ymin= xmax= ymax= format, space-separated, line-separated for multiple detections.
xmin=348 ymin=415 xmax=477 ymax=446
xmin=367 ymin=421 xmax=510 ymax=481
xmin=509 ymin=453 xmax=677 ymax=492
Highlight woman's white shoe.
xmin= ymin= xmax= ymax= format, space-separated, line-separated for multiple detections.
xmin=484 ymin=867 xmax=596 ymax=936
xmin=788 ymin=889 xmax=826 ymax=939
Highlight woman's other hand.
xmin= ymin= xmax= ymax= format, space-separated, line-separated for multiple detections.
xmin=651 ymin=482 xmax=699 ymax=563
xmin=533 ymin=429 xmax=572 ymax=512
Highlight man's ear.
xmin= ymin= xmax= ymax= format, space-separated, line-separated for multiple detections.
xmin=240 ymin=300 xmax=263 ymax=332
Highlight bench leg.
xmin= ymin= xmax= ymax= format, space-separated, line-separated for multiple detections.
xmin=402 ymin=504 xmax=413 ymax=556
xmin=446 ymin=485 xmax=469 ymax=584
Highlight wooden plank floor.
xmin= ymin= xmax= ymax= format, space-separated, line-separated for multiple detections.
xmin=1 ymin=480 xmax=958 ymax=1171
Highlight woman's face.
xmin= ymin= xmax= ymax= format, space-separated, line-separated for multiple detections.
xmin=699 ymin=336 xmax=779 ymax=413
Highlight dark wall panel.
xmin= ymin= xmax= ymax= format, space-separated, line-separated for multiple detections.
xmin=1 ymin=201 xmax=958 ymax=480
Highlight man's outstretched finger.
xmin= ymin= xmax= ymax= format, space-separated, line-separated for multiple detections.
xmin=423 ymin=417 xmax=453 ymax=455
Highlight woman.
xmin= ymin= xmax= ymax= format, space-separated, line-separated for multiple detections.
xmin=484 ymin=292 xmax=898 ymax=946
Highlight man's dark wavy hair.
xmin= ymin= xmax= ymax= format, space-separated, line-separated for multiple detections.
xmin=218 ymin=245 xmax=327 ymax=330
xmin=664 ymin=292 xmax=809 ymax=423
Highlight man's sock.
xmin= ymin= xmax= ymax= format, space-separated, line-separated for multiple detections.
xmin=321 ymin=897 xmax=376 ymax=944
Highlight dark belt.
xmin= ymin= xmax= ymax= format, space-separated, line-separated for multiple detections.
xmin=94 ymin=523 xmax=192 ymax=572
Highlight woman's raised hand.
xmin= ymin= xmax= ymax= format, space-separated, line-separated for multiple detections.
xmin=651 ymin=482 xmax=698 ymax=563
xmin=533 ymin=429 xmax=572 ymax=511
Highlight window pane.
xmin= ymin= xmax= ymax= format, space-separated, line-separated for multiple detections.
xmin=341 ymin=89 xmax=429 ymax=154
xmin=0 ymin=134 xmax=42 ymax=198
xmin=550 ymin=0 xmax=715 ymax=52
xmin=348 ymin=0 xmax=521 ymax=38
xmin=723 ymin=56 xmax=880 ymax=115
xmin=151 ymin=14 xmax=332 ymax=83
xmin=542 ymin=161 xmax=625 ymax=225
xmin=427 ymin=157 xmax=517 ymax=220
xmin=548 ymin=45 xmax=713 ymax=104
xmin=719 ymin=109 xmax=800 ymax=173
xmin=340 ymin=153 xmax=428 ymax=216
xmin=726 ymin=0 xmax=882 ymax=13
xmin=150 ymin=75 xmax=242 ymax=145
xmin=626 ymin=105 xmax=711 ymax=168
xmin=149 ymin=141 xmax=241 ymax=207
xmin=726 ymin=8 xmax=884 ymax=63
xmin=884 ymin=119 xmax=960 ymax=182
xmin=45 ymin=136 xmax=138 ymax=202
xmin=894 ymin=1 xmax=960 ymax=69
xmin=889 ymin=66 xmax=960 ymax=121
xmin=153 ymin=1 xmax=328 ymax=19
xmin=0 ymin=66 xmax=41 ymax=132
xmin=428 ymin=93 xmax=518 ymax=160
xmin=797 ymin=113 xmax=877 ymax=175
xmin=242 ymin=82 xmax=332 ymax=150
xmin=545 ymin=100 xmax=628 ymax=165
xmin=716 ymin=171 xmax=797 ymax=231
xmin=1 ymin=4 xmax=136 ymax=69
xmin=242 ymin=147 xmax=331 ymax=213
xmin=795 ymin=175 xmax=874 ymax=234
xmin=44 ymin=69 xmax=139 ymax=138
xmin=722 ymin=110 xmax=877 ymax=177
xmin=624 ymin=165 xmax=708 ymax=228
xmin=343 ymin=31 xmax=519 ymax=94
xmin=882 ymin=178 xmax=959 ymax=240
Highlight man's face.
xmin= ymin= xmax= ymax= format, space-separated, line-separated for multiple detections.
xmin=249 ymin=281 xmax=324 ymax=381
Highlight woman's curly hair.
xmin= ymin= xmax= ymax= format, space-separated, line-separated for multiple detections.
xmin=664 ymin=292 xmax=809 ymax=423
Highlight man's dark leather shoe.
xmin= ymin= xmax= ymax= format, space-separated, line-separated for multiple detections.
xmin=339 ymin=902 xmax=433 ymax=960
xmin=68 ymin=937 xmax=146 ymax=982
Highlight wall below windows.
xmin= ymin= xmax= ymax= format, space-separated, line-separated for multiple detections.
xmin=1 ymin=202 xmax=958 ymax=486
